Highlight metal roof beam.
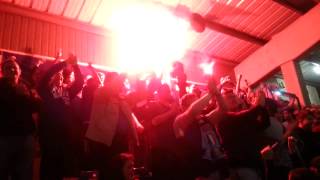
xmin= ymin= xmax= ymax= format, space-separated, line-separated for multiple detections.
xmin=206 ymin=21 xmax=268 ymax=46
xmin=273 ymin=0 xmax=317 ymax=14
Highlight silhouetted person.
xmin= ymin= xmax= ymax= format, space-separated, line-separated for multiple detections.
xmin=38 ymin=54 xmax=83 ymax=180
xmin=0 ymin=57 xmax=40 ymax=180
xmin=85 ymin=72 xmax=143 ymax=180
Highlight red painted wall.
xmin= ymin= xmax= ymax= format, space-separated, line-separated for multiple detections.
xmin=0 ymin=8 xmax=235 ymax=84
xmin=0 ymin=10 xmax=113 ymax=67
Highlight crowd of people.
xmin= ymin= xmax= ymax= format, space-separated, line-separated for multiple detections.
xmin=0 ymin=53 xmax=319 ymax=180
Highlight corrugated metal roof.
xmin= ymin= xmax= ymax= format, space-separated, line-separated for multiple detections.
xmin=78 ymin=0 xmax=101 ymax=23
xmin=194 ymin=0 xmax=301 ymax=62
xmin=0 ymin=0 xmax=304 ymax=64
xmin=63 ymin=0 xmax=85 ymax=19
xmin=48 ymin=0 xmax=68 ymax=15
xmin=31 ymin=0 xmax=50 ymax=11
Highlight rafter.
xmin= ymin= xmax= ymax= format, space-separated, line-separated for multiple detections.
xmin=273 ymin=0 xmax=317 ymax=14
xmin=206 ymin=20 xmax=268 ymax=46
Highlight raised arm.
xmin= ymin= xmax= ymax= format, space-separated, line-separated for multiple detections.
xmin=68 ymin=55 xmax=84 ymax=99
xmin=38 ymin=61 xmax=67 ymax=99
xmin=173 ymin=78 xmax=224 ymax=138
xmin=204 ymin=78 xmax=227 ymax=125
xmin=174 ymin=93 xmax=213 ymax=138
xmin=151 ymin=102 xmax=180 ymax=126
xmin=88 ymin=63 xmax=103 ymax=85
xmin=232 ymin=90 xmax=270 ymax=130
xmin=235 ymin=74 xmax=242 ymax=96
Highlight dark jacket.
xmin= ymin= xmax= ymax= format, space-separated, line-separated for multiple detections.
xmin=216 ymin=105 xmax=270 ymax=168
xmin=0 ymin=78 xmax=40 ymax=136
xmin=38 ymin=61 xmax=83 ymax=145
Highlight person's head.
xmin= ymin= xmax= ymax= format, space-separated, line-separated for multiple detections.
xmin=86 ymin=77 xmax=99 ymax=89
xmin=192 ymin=86 xmax=202 ymax=98
xmin=219 ymin=76 xmax=245 ymax=112
xmin=222 ymin=90 xmax=244 ymax=112
xmin=180 ymin=93 xmax=198 ymax=111
xmin=283 ymin=108 xmax=295 ymax=122
xmin=51 ymin=71 xmax=64 ymax=87
xmin=220 ymin=75 xmax=235 ymax=92
xmin=288 ymin=168 xmax=316 ymax=180
xmin=147 ymin=76 xmax=161 ymax=97
xmin=104 ymin=72 xmax=125 ymax=96
xmin=62 ymin=67 xmax=74 ymax=85
xmin=296 ymin=110 xmax=314 ymax=131
xmin=157 ymin=83 xmax=172 ymax=103
xmin=1 ymin=56 xmax=21 ymax=84
xmin=170 ymin=61 xmax=184 ymax=78
xmin=134 ymin=79 xmax=148 ymax=101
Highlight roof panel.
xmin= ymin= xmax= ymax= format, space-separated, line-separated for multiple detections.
xmin=191 ymin=29 xmax=214 ymax=51
xmin=264 ymin=12 xmax=300 ymax=38
xmin=205 ymin=0 xmax=300 ymax=40
xmin=236 ymin=44 xmax=260 ymax=61
xmin=14 ymin=0 xmax=31 ymax=7
xmin=241 ymin=1 xmax=276 ymax=38
xmin=63 ymin=0 xmax=85 ymax=19
xmin=0 ymin=0 xmax=307 ymax=64
xmin=206 ymin=34 xmax=230 ymax=54
xmin=48 ymin=0 xmax=68 ymax=15
xmin=214 ymin=38 xmax=248 ymax=61
xmin=202 ymin=33 xmax=225 ymax=53
xmin=158 ymin=0 xmax=180 ymax=7
xmin=91 ymin=0 xmax=109 ymax=26
xmin=78 ymin=0 xmax=101 ymax=23
xmin=1 ymin=0 xmax=13 ymax=3
xmin=31 ymin=0 xmax=50 ymax=11
xmin=230 ymin=0 xmax=270 ymax=34
xmin=215 ymin=38 xmax=243 ymax=59
xmin=193 ymin=0 xmax=211 ymax=14
xmin=254 ymin=6 xmax=290 ymax=37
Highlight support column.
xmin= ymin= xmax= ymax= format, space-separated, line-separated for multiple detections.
xmin=281 ymin=60 xmax=309 ymax=106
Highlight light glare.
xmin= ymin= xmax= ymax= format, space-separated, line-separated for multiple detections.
xmin=109 ymin=3 xmax=191 ymax=75
xmin=200 ymin=61 xmax=215 ymax=75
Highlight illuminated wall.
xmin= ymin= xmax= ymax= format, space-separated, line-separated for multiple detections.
xmin=0 ymin=8 xmax=113 ymax=67
xmin=235 ymin=4 xmax=320 ymax=85
xmin=0 ymin=5 xmax=235 ymax=83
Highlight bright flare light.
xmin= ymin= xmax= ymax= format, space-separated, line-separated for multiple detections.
xmin=109 ymin=3 xmax=191 ymax=75
xmin=200 ymin=61 xmax=215 ymax=75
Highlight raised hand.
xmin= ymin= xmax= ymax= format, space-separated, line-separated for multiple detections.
xmin=260 ymin=145 xmax=274 ymax=160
